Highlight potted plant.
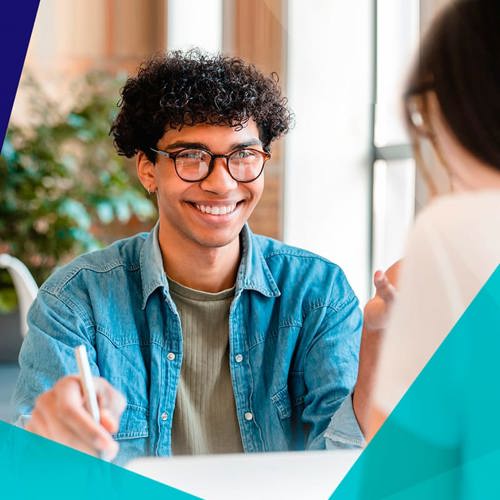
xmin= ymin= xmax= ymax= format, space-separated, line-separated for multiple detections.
xmin=0 ymin=72 xmax=157 ymax=360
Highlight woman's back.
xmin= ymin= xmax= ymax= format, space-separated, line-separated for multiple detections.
xmin=374 ymin=189 xmax=500 ymax=416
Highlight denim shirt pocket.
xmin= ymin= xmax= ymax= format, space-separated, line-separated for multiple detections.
xmin=270 ymin=386 xmax=305 ymax=450
xmin=96 ymin=325 xmax=151 ymax=410
xmin=113 ymin=404 xmax=150 ymax=464
xmin=271 ymin=386 xmax=292 ymax=420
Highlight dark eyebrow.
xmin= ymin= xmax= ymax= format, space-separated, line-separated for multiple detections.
xmin=162 ymin=139 xmax=263 ymax=151
xmin=229 ymin=139 xmax=263 ymax=150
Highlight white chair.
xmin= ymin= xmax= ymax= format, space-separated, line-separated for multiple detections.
xmin=0 ymin=254 xmax=38 ymax=337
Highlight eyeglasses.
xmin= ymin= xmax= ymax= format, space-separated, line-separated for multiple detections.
xmin=150 ymin=146 xmax=271 ymax=183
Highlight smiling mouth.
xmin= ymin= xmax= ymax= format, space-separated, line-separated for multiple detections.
xmin=189 ymin=202 xmax=242 ymax=216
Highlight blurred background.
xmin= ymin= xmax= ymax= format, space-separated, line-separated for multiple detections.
xmin=0 ymin=0 xmax=450 ymax=420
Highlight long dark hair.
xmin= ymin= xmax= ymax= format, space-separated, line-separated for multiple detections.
xmin=405 ymin=0 xmax=500 ymax=171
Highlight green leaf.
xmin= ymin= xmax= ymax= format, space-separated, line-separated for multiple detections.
xmin=96 ymin=201 xmax=114 ymax=224
xmin=113 ymin=198 xmax=131 ymax=223
xmin=67 ymin=113 xmax=86 ymax=128
xmin=58 ymin=199 xmax=91 ymax=230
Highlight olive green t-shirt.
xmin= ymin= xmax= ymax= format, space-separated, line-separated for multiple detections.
xmin=168 ymin=277 xmax=243 ymax=455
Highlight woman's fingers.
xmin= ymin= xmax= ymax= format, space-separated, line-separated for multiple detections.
xmin=374 ymin=270 xmax=397 ymax=303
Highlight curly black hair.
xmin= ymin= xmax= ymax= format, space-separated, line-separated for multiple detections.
xmin=110 ymin=49 xmax=292 ymax=162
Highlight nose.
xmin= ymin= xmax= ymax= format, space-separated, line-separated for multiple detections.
xmin=199 ymin=158 xmax=238 ymax=194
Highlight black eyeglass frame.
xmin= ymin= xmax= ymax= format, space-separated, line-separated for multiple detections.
xmin=150 ymin=146 xmax=271 ymax=183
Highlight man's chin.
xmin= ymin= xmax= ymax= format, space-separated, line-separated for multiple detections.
xmin=194 ymin=233 xmax=240 ymax=249
xmin=190 ymin=223 xmax=245 ymax=248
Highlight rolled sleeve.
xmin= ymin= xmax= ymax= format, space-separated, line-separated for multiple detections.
xmin=324 ymin=394 xmax=365 ymax=449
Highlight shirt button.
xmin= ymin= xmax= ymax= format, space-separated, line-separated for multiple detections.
xmin=244 ymin=412 xmax=253 ymax=421
xmin=235 ymin=354 xmax=243 ymax=363
xmin=161 ymin=412 xmax=168 ymax=421
xmin=167 ymin=352 xmax=175 ymax=361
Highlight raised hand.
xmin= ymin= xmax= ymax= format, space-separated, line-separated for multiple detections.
xmin=363 ymin=262 xmax=400 ymax=332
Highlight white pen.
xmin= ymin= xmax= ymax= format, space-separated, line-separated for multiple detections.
xmin=75 ymin=345 xmax=100 ymax=424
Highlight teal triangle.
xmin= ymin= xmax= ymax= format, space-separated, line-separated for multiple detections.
xmin=0 ymin=421 xmax=200 ymax=499
xmin=330 ymin=264 xmax=500 ymax=499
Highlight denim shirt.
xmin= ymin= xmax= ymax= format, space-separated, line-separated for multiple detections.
xmin=14 ymin=224 xmax=365 ymax=465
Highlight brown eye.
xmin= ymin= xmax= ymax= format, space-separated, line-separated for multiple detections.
xmin=176 ymin=150 xmax=209 ymax=162
xmin=232 ymin=149 xmax=258 ymax=160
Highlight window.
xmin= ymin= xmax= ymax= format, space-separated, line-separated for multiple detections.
xmin=371 ymin=0 xmax=420 ymax=274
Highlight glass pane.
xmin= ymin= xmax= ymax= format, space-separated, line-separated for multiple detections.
xmin=375 ymin=0 xmax=420 ymax=147
xmin=372 ymin=159 xmax=416 ymax=273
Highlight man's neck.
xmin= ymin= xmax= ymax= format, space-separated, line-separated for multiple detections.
xmin=157 ymin=226 xmax=241 ymax=293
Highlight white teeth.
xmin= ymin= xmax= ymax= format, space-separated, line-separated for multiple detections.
xmin=195 ymin=204 xmax=237 ymax=215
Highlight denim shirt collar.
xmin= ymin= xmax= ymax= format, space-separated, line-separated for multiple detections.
xmin=236 ymin=224 xmax=280 ymax=298
xmin=140 ymin=222 xmax=280 ymax=309
xmin=140 ymin=223 xmax=168 ymax=309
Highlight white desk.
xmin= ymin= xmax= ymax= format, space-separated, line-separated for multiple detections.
xmin=127 ymin=449 xmax=361 ymax=499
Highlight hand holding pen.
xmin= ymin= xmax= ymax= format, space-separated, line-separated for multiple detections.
xmin=26 ymin=345 xmax=126 ymax=461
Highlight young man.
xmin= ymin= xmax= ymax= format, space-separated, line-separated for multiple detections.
xmin=14 ymin=51 xmax=373 ymax=464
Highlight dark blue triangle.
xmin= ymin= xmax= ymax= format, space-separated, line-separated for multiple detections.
xmin=0 ymin=1 xmax=40 ymax=144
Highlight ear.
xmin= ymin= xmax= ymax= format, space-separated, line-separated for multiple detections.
xmin=137 ymin=151 xmax=157 ymax=193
